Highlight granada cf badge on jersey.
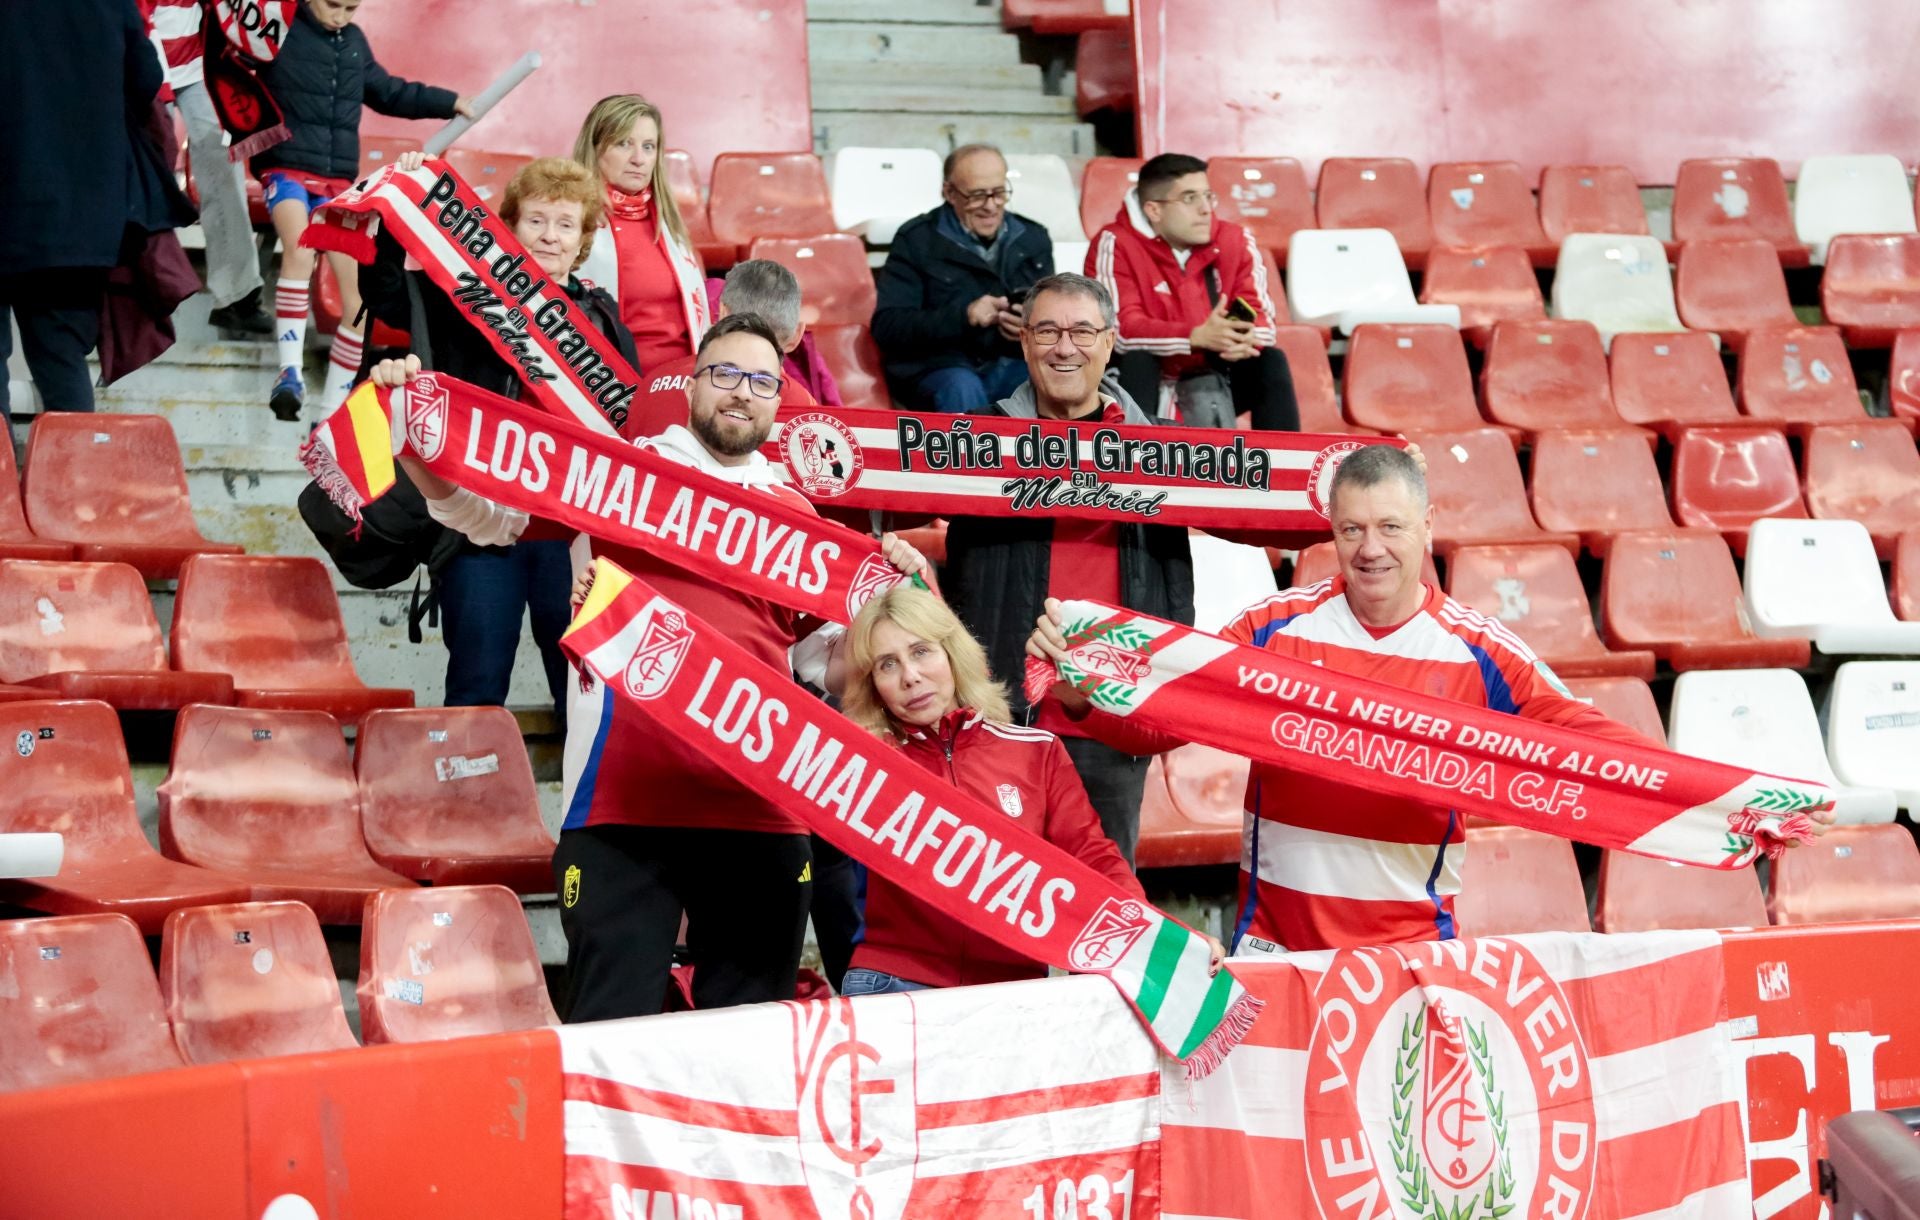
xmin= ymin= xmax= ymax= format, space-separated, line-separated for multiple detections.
xmin=402 ymin=372 xmax=451 ymax=461
xmin=622 ymin=601 xmax=693 ymax=701
xmin=1067 ymin=898 xmax=1152 ymax=971
xmin=1305 ymin=439 xmax=1369 ymax=518
xmin=782 ymin=412 xmax=865 ymax=498
xmin=996 ymin=783 xmax=1024 ymax=818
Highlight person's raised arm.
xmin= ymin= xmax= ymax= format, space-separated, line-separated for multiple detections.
xmin=369 ymin=356 xmax=530 ymax=546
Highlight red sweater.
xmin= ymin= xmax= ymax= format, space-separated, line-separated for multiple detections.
xmin=850 ymin=710 xmax=1144 ymax=988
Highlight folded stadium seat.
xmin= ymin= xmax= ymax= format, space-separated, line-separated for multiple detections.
xmin=1549 ymin=233 xmax=1686 ymax=351
xmin=1074 ymin=29 xmax=1135 ymax=119
xmin=1289 ymin=541 xmax=1438 ymax=589
xmin=1077 ymin=157 xmax=1143 ymax=242
xmin=0 ymin=438 xmax=72 ymax=561
xmin=1674 ymin=238 xmax=1798 ymax=353
xmin=1827 ymin=661 xmax=1920 ymax=812
xmin=1670 ymin=427 xmax=1805 ymax=553
xmin=1005 ymin=0 xmax=1127 ymax=34
xmin=1820 ymin=234 xmax=1920 ymax=348
xmin=1736 ymin=325 xmax=1865 ymax=434
xmin=1004 ymin=154 xmax=1087 ymax=242
xmin=1801 ymin=420 xmax=1920 ymax=554
xmin=0 ymin=700 xmax=250 ymax=933
xmin=828 ymin=147 xmax=942 ymax=247
xmin=1537 ymin=165 xmax=1649 ymax=247
xmin=1599 ymin=530 xmax=1811 ymax=671
xmin=665 ymin=149 xmax=732 ymax=271
xmin=1768 ymin=825 xmax=1920 ymax=924
xmin=1887 ymin=329 xmax=1920 ymax=430
xmin=747 ymin=235 xmax=876 ymax=329
xmin=21 ymin=414 xmax=243 ymax=580
xmin=0 ymin=912 xmax=187 ymax=1092
xmin=440 ymin=148 xmax=531 ymax=206
xmin=1561 ymin=675 xmax=1666 ymax=744
xmin=1528 ymin=428 xmax=1675 ymax=556
xmin=1744 ymin=518 xmax=1920 ymax=654
xmin=158 ymin=704 xmax=414 ymax=922
xmin=1341 ymin=324 xmax=1487 ymax=434
xmin=1898 ymin=529 xmax=1920 ymax=621
xmin=1287 ymin=230 xmax=1459 ymax=334
xmin=160 ymin=900 xmax=358 ymax=1064
xmin=356 ymin=884 xmax=557 ymax=1044
xmin=1479 ymin=319 xmax=1632 ymax=441
xmin=0 ymin=560 xmax=234 ymax=709
xmin=1792 ymin=153 xmax=1918 ymax=266
xmin=1316 ymin=158 xmax=1431 ymax=270
xmin=169 ymin=554 xmax=414 ymax=722
xmin=1209 ymin=157 xmax=1314 ymax=265
xmin=1668 ymin=668 xmax=1895 ymax=823
xmin=706 ymin=152 xmax=838 ymax=261
xmin=1057 ymin=240 xmax=1092 ymax=279
xmin=355 ymin=706 xmax=556 ymax=893
xmin=1445 ymin=544 xmax=1655 ymax=680
xmin=1671 ymin=158 xmax=1806 ymax=267
xmin=1594 ymin=853 xmax=1768 ymax=934
xmin=1401 ymin=426 xmax=1576 ymax=558
xmin=1417 ymin=246 xmax=1544 ymax=347
xmin=1455 ymin=825 xmax=1590 ymax=936
xmin=1133 ymin=745 xmax=1246 ymax=870
xmin=1607 ymin=331 xmax=1742 ymax=435
xmin=1427 ymin=162 xmax=1554 ymax=267
xmin=810 ymin=324 xmax=891 ymax=411
xmin=1270 ymin=327 xmax=1366 ymax=436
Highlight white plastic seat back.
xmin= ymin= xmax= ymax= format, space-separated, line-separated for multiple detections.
xmin=1551 ymin=233 xmax=1685 ymax=350
xmin=1744 ymin=517 xmax=1920 ymax=653
xmin=1005 ymin=154 xmax=1086 ymax=241
xmin=1826 ymin=661 xmax=1920 ymax=812
xmin=1189 ymin=533 xmax=1279 ymax=633
xmin=1052 ymin=241 xmax=1091 ymax=279
xmin=1286 ymin=229 xmax=1460 ymax=333
xmin=1793 ymin=154 xmax=1918 ymax=265
xmin=1669 ymin=668 xmax=1897 ymax=824
xmin=828 ymin=148 xmax=943 ymax=246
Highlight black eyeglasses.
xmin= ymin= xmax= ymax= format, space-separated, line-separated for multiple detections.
xmin=948 ymin=185 xmax=1012 ymax=205
xmin=1025 ymin=324 xmax=1110 ymax=348
xmin=698 ymin=362 xmax=783 ymax=400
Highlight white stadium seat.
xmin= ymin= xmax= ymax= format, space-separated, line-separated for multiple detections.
xmin=1826 ymin=661 xmax=1920 ymax=813
xmin=1052 ymin=241 xmax=1091 ymax=279
xmin=1744 ymin=518 xmax=1920 ymax=654
xmin=828 ymin=147 xmax=943 ymax=246
xmin=1188 ymin=533 xmax=1279 ymax=633
xmin=1286 ymin=229 xmax=1460 ymax=333
xmin=1669 ymin=668 xmax=1898 ymax=824
xmin=1792 ymin=154 xmax=1918 ymax=266
xmin=1551 ymin=233 xmax=1688 ymax=351
xmin=1005 ymin=154 xmax=1087 ymax=242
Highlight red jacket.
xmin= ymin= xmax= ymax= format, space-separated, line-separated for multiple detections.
xmin=1086 ymin=191 xmax=1278 ymax=377
xmin=850 ymin=710 xmax=1144 ymax=989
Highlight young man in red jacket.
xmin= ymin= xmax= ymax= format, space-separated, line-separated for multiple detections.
xmin=1087 ymin=153 xmax=1298 ymax=432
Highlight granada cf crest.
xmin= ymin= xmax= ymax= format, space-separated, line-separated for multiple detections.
xmin=783 ymin=412 xmax=865 ymax=498
xmin=621 ymin=601 xmax=693 ymax=701
xmin=1068 ymin=639 xmax=1152 ymax=686
xmin=1067 ymin=897 xmax=1152 ymax=971
xmin=1305 ymin=439 xmax=1368 ymax=518
xmin=792 ymin=996 xmax=917 ymax=1220
xmin=402 ymin=372 xmax=450 ymax=461
xmin=846 ymin=554 xmax=901 ymax=619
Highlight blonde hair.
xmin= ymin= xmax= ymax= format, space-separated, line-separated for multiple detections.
xmin=843 ymin=585 xmax=1011 ymax=740
xmin=572 ymin=94 xmax=690 ymax=251
xmin=501 ymin=157 xmax=605 ymax=272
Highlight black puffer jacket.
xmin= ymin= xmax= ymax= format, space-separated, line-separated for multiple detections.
xmin=253 ymin=4 xmax=457 ymax=180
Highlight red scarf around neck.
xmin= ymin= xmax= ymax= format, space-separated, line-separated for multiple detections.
xmin=604 ymin=185 xmax=654 ymax=223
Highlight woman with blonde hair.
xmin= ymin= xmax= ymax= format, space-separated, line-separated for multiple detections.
xmin=571 ymin=94 xmax=712 ymax=372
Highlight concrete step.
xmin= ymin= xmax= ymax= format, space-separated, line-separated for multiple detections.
xmin=808 ymin=21 xmax=1022 ymax=64
xmin=812 ymin=81 xmax=1076 ymax=117
xmin=812 ymin=58 xmax=1044 ymax=91
xmin=809 ymin=0 xmax=1001 ymax=24
xmin=814 ymin=112 xmax=1097 ymax=158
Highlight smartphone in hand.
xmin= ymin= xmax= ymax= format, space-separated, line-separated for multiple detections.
xmin=1225 ymin=296 xmax=1258 ymax=324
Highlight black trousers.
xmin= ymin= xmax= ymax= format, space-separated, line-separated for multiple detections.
xmin=553 ymin=824 xmax=813 ymax=1022
xmin=1061 ymin=734 xmax=1152 ymax=868
xmin=0 ymin=270 xmax=108 ymax=419
xmin=807 ymin=833 xmax=863 ymax=992
xmin=1116 ymin=346 xmax=1299 ymax=432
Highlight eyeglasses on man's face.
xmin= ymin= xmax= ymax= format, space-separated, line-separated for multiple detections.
xmin=948 ymin=184 xmax=1012 ymax=206
xmin=1024 ymin=323 xmax=1110 ymax=349
xmin=1149 ymin=189 xmax=1218 ymax=209
xmin=698 ymin=362 xmax=784 ymax=399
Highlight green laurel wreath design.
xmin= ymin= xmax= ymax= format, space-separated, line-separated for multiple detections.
xmin=1743 ymin=787 xmax=1825 ymax=814
xmin=1053 ymin=616 xmax=1152 ymax=711
xmin=1389 ymin=1010 xmax=1517 ymax=1220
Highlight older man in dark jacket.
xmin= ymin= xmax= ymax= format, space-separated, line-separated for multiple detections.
xmin=871 ymin=144 xmax=1053 ymax=413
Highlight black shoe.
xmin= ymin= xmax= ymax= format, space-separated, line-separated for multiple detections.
xmin=209 ymin=289 xmax=274 ymax=337
xmin=270 ymin=367 xmax=305 ymax=421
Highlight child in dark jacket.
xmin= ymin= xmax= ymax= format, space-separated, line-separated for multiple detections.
xmin=255 ymin=0 xmax=471 ymax=421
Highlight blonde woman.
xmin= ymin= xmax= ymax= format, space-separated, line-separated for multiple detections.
xmin=571 ymin=94 xmax=712 ymax=372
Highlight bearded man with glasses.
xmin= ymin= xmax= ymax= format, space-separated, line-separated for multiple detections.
xmin=872 ymin=143 xmax=1056 ymax=413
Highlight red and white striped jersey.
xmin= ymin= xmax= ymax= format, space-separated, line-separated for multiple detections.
xmin=148 ymin=0 xmax=205 ymax=90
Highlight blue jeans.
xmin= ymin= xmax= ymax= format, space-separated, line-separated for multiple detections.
xmin=839 ymin=967 xmax=930 ymax=996
xmin=914 ymin=357 xmax=1030 ymax=413
xmin=439 ymin=539 xmax=573 ymax=717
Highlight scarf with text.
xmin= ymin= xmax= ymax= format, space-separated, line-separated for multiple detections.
xmin=201 ymin=0 xmax=295 ymax=160
xmin=300 ymin=159 xmax=638 ymax=435
xmin=1023 ymin=600 xmax=1830 ymax=866
xmin=562 ymin=558 xmax=1262 ymax=1077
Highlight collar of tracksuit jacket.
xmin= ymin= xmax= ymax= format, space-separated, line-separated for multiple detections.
xmin=1116 ymin=187 xmax=1229 ymax=280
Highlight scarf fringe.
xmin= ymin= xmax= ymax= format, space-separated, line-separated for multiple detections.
xmin=1761 ymin=811 xmax=1822 ymax=859
xmin=299 ymin=434 xmax=368 ymax=534
xmin=300 ymin=220 xmax=376 ymax=263
xmin=225 ymin=123 xmax=290 ymax=163
xmin=1181 ymin=991 xmax=1265 ymax=1081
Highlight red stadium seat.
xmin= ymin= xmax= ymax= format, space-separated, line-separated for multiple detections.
xmin=1316 ymin=158 xmax=1431 ymax=270
xmin=1210 ymin=158 xmax=1314 ymax=265
xmin=1271 ymin=326 xmax=1365 ymax=436
xmin=1417 ymin=246 xmax=1544 ymax=348
xmin=1595 ymin=854 xmax=1767 ymax=934
xmin=1135 ymin=745 xmax=1247 ymax=870
xmin=1674 ymin=238 xmax=1796 ymax=353
xmin=1537 ymin=165 xmax=1649 ymax=246
xmin=1737 ymin=325 xmax=1865 ymax=433
xmin=1004 ymin=0 xmax=1127 ymax=33
xmin=1607 ymin=331 xmax=1742 ymax=434
xmin=1768 ymin=824 xmax=1920 ymax=925
xmin=1820 ymin=233 xmax=1920 ymax=348
xmin=359 ymin=136 xmax=424 ymax=179
xmin=21 ymin=414 xmax=242 ymax=580
xmin=747 ymin=235 xmax=875 ymax=329
xmin=160 ymin=900 xmax=358 ymax=1064
xmin=1561 ymin=676 xmax=1666 ymax=745
xmin=1599 ymin=529 xmax=1811 ymax=670
xmin=810 ymin=323 xmax=891 ymax=411
xmin=169 ymin=555 xmax=414 ymax=723
xmin=0 ymin=700 xmax=249 ymax=934
xmin=1802 ymin=420 xmax=1920 ymax=556
xmin=1888 ymin=329 xmax=1920 ymax=431
xmin=1290 ymin=540 xmax=1438 ymax=589
xmin=439 ymin=148 xmax=531 ymax=206
xmin=665 ymin=149 xmax=733 ymax=272
xmin=1078 ymin=157 xmax=1144 ymax=243
xmin=1456 ymin=825 xmax=1590 ymax=935
xmin=1401 ymin=426 xmax=1575 ymax=558
xmin=706 ymin=152 xmax=837 ymax=260
xmin=1446 ymin=544 xmax=1655 ymax=680
xmin=0 ymin=560 xmax=233 ymax=709
xmin=1670 ymin=426 xmax=1806 ymax=554
xmin=0 ymin=913 xmax=186 ymax=1093
xmin=1671 ymin=158 xmax=1807 ymax=267
xmin=1479 ymin=319 xmax=1628 ymax=439
xmin=159 ymin=705 xmax=413 ymax=922
xmin=1529 ymin=428 xmax=1674 ymax=556
xmin=1074 ymin=29 xmax=1135 ymax=117
xmin=1898 ymin=529 xmax=1920 ymax=621
xmin=0 ymin=438 xmax=71 ymax=561
xmin=357 ymin=885 xmax=557 ymax=1044
xmin=1427 ymin=162 xmax=1554 ymax=266
xmin=1341 ymin=324 xmax=1486 ymax=434
xmin=356 ymin=707 xmax=556 ymax=894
